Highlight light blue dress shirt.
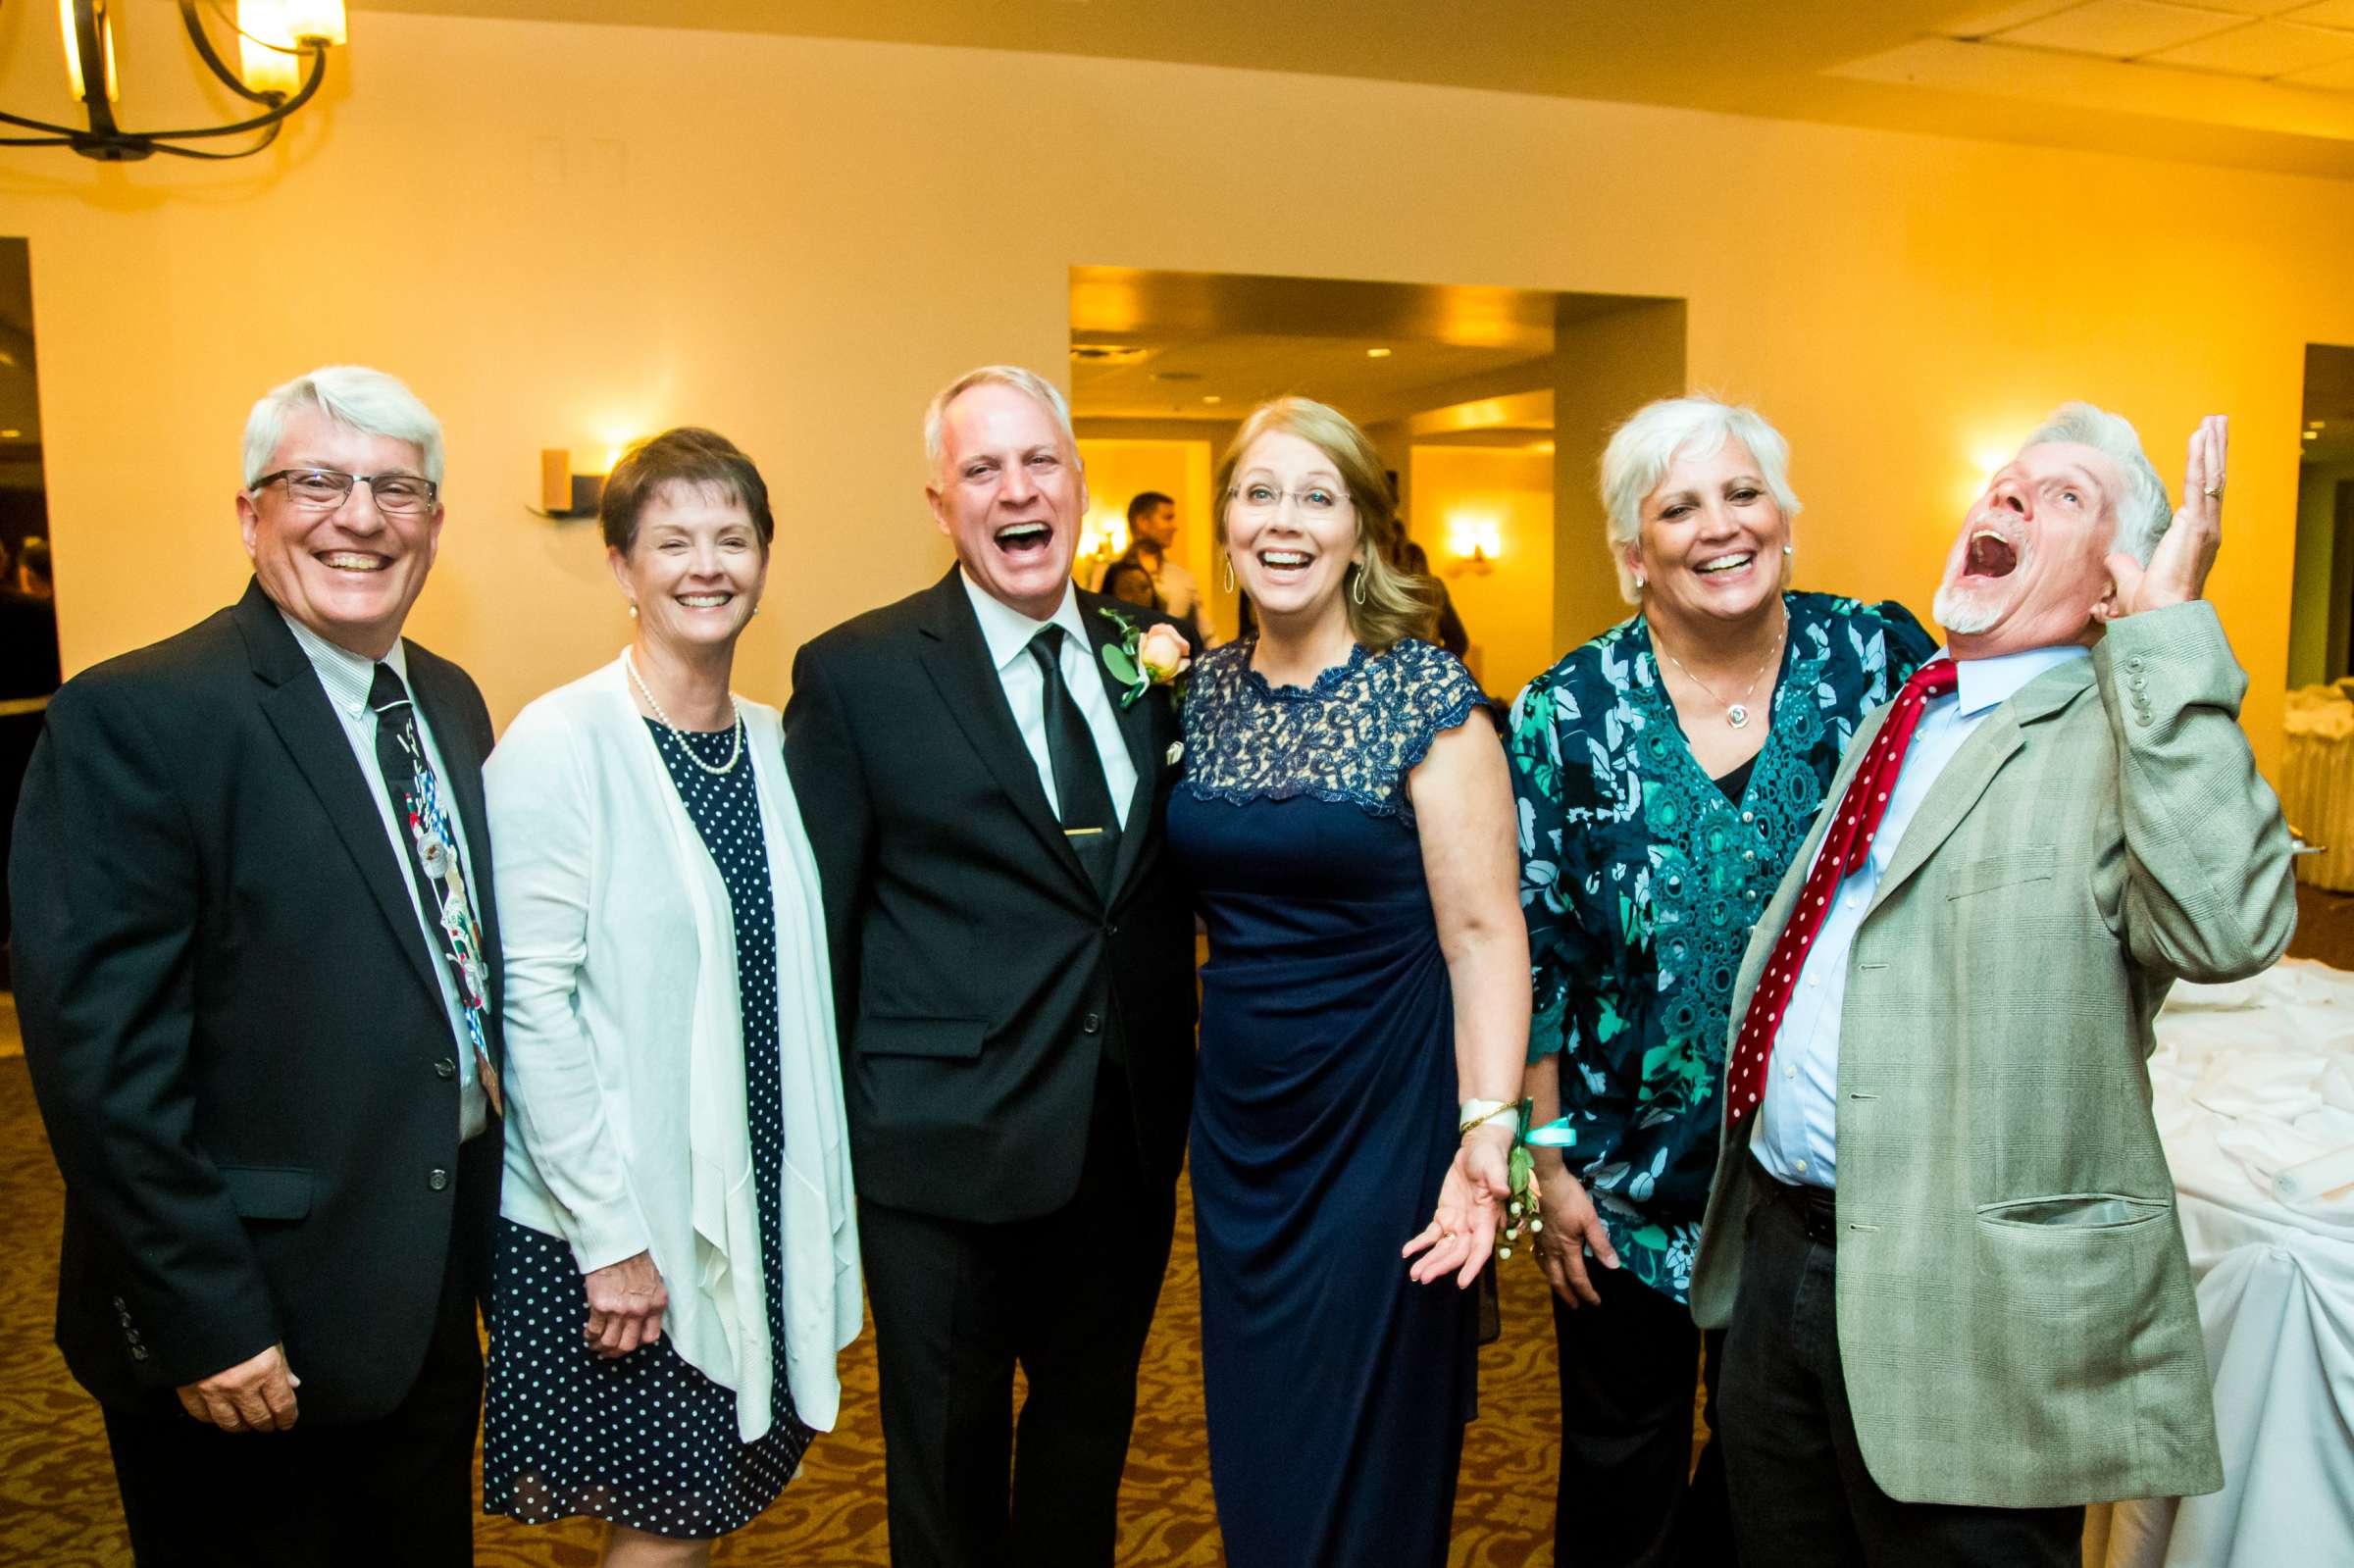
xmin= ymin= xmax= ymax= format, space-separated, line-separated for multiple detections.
xmin=960 ymin=571 xmax=1138 ymax=828
xmin=281 ymin=612 xmax=490 ymax=1140
xmin=1751 ymin=642 xmax=2090 ymax=1189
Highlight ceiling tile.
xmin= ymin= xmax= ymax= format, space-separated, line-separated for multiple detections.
xmin=2205 ymin=0 xmax=2332 ymax=14
xmin=1941 ymin=1 xmax=2083 ymax=37
xmin=1999 ymin=0 xmax=2247 ymax=54
xmin=2278 ymin=51 xmax=2354 ymax=82
xmin=2146 ymin=16 xmax=2354 ymax=70
xmin=2281 ymin=0 xmax=2354 ymax=27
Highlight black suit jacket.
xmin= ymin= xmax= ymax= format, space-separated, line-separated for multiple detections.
xmin=10 ymin=580 xmax=504 ymax=1421
xmin=783 ymin=570 xmax=1197 ymax=1223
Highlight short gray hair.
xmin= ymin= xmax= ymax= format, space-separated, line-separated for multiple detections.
xmin=1598 ymin=394 xmax=1801 ymax=605
xmin=922 ymin=365 xmax=1077 ymax=476
xmin=242 ymin=366 xmax=444 ymax=488
xmin=2020 ymin=402 xmax=2173 ymax=567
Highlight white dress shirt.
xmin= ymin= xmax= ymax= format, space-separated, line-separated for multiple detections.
xmin=281 ymin=612 xmax=489 ymax=1140
xmin=1752 ymin=642 xmax=2091 ymax=1189
xmin=960 ymin=571 xmax=1138 ymax=827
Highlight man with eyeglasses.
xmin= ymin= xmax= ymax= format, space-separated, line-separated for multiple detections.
xmin=11 ymin=365 xmax=503 ymax=1565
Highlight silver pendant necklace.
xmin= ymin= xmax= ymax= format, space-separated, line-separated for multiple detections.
xmin=627 ymin=650 xmax=744 ymax=775
xmin=1656 ymin=610 xmax=1786 ymax=731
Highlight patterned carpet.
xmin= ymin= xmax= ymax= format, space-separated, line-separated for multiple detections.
xmin=0 ymin=1053 xmax=1577 ymax=1567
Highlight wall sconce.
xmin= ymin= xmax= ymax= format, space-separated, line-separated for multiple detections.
xmin=1446 ymin=516 xmax=1503 ymax=576
xmin=534 ymin=449 xmax=606 ymax=521
xmin=1078 ymin=508 xmax=1131 ymax=566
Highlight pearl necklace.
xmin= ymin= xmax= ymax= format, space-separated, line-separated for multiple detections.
xmin=626 ymin=650 xmax=744 ymax=776
xmin=1656 ymin=609 xmax=1787 ymax=731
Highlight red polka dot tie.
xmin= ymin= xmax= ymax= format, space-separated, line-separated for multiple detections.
xmin=1724 ymin=658 xmax=1959 ymax=1127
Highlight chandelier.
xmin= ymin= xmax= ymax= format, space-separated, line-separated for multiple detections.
xmin=2 ymin=1 xmax=347 ymax=162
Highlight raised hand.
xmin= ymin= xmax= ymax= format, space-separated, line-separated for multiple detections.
xmin=177 ymin=1341 xmax=300 ymax=1432
xmin=1404 ymin=1126 xmax=1511 ymax=1289
xmin=2106 ymin=415 xmax=2226 ymax=620
xmin=584 ymin=1248 xmax=668 ymax=1358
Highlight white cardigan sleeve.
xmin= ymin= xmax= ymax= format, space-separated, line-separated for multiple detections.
xmin=486 ymin=703 xmax=653 ymax=1275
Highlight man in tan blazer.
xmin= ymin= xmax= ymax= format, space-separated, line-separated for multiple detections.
xmin=1689 ymin=403 xmax=2294 ymax=1564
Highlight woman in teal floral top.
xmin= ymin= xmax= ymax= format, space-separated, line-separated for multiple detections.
xmin=1507 ymin=396 xmax=1934 ymax=1566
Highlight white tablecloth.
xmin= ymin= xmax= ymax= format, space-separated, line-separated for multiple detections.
xmin=2085 ymin=959 xmax=2354 ymax=1568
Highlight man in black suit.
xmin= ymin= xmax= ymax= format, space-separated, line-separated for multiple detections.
xmin=12 ymin=366 xmax=502 ymax=1566
xmin=785 ymin=365 xmax=1197 ymax=1568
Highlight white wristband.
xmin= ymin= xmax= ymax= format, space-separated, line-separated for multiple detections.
xmin=1458 ymin=1098 xmax=1516 ymax=1138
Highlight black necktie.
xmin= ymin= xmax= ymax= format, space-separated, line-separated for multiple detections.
xmin=1028 ymin=627 xmax=1120 ymax=898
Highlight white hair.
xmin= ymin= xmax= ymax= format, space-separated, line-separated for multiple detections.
xmin=922 ymin=364 xmax=1078 ymax=476
xmin=2020 ymin=401 xmax=2173 ymax=567
xmin=242 ymin=366 xmax=444 ymax=487
xmin=1598 ymin=394 xmax=1802 ymax=605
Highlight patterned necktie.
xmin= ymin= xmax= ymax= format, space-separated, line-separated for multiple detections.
xmin=369 ymin=662 xmax=501 ymax=1116
xmin=1028 ymin=626 xmax=1120 ymax=898
xmin=1724 ymin=658 xmax=1960 ymax=1127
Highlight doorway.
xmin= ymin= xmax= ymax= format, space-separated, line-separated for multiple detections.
xmin=0 ymin=235 xmax=52 ymax=996
xmin=2289 ymin=343 xmax=2354 ymax=691
xmin=1066 ymin=266 xmax=1684 ymax=698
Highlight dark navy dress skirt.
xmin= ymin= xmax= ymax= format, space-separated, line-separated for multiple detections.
xmin=483 ymin=718 xmax=809 ymax=1538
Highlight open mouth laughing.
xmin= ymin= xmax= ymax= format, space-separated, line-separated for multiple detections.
xmin=1963 ymin=528 xmax=2021 ymax=580
xmin=995 ymin=521 xmax=1053 ymax=555
xmin=1256 ymin=547 xmax=1314 ymax=582
xmin=1694 ymin=550 xmax=1754 ymax=579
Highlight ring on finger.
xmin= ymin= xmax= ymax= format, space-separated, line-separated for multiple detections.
xmin=2204 ymin=480 xmax=2225 ymax=498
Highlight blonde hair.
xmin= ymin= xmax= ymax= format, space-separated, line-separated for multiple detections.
xmin=1216 ymin=397 xmax=1438 ymax=653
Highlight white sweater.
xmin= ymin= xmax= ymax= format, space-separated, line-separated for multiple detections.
xmin=484 ymin=655 xmax=860 ymax=1441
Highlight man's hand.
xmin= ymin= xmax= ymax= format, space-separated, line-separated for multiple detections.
xmin=1534 ymin=1162 xmax=1620 ymax=1308
xmin=2106 ymin=415 xmax=2226 ymax=620
xmin=176 ymin=1343 xmax=299 ymax=1433
xmin=584 ymin=1249 xmax=667 ymax=1358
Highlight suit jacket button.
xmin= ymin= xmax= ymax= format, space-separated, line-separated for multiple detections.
xmin=1102 ymin=921 xmax=1118 ymax=936
xmin=428 ymin=1168 xmax=451 ymax=1191
xmin=1082 ymin=1013 xmax=1102 ymax=1035
xmin=435 ymin=1058 xmax=458 ymax=1081
xmin=128 ymin=1345 xmax=149 ymax=1362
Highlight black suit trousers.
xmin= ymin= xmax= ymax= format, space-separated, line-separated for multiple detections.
xmin=859 ymin=1062 xmax=1177 ymax=1568
xmin=1717 ymin=1180 xmax=2085 ymax=1567
xmin=98 ymin=1138 xmax=495 ymax=1568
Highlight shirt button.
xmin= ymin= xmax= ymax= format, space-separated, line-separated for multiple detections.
xmin=428 ymin=1168 xmax=450 ymax=1192
xmin=435 ymin=1058 xmax=457 ymax=1081
xmin=1783 ymin=1062 xmax=1796 ymax=1079
xmin=1082 ymin=1013 xmax=1102 ymax=1035
xmin=1845 ymin=894 xmax=1859 ymax=909
xmin=1794 ymin=1158 xmax=1809 ymax=1174
xmin=1807 ymin=975 xmax=1819 ymax=987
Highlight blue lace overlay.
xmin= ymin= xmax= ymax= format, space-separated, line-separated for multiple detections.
xmin=1180 ymin=638 xmax=1486 ymax=827
xmin=1506 ymin=592 xmax=1935 ymax=1301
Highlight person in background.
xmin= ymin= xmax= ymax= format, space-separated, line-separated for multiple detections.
xmin=1507 ymin=394 xmax=1933 ymax=1566
xmin=1097 ymin=490 xmax=1209 ymax=645
xmin=1397 ymin=537 xmax=1469 ymax=661
xmin=13 ymin=366 xmax=502 ymax=1563
xmin=1173 ymin=395 xmax=1524 ymax=1567
xmin=480 ymin=429 xmax=859 ymax=1566
xmin=785 ymin=366 xmax=1198 ymax=1568
xmin=1101 ymin=558 xmax=1160 ymax=611
xmin=15 ymin=533 xmax=52 ymax=599
xmin=1693 ymin=406 xmax=2289 ymax=1564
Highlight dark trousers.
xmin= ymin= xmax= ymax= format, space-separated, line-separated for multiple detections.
xmin=99 ymin=1167 xmax=487 ymax=1568
xmin=1717 ymin=1172 xmax=2084 ymax=1567
xmin=859 ymin=1065 xmax=1176 ymax=1568
xmin=1552 ymin=1263 xmax=1734 ymax=1566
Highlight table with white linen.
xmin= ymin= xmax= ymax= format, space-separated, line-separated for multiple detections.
xmin=2281 ymin=683 xmax=2354 ymax=892
xmin=2083 ymin=958 xmax=2354 ymax=1568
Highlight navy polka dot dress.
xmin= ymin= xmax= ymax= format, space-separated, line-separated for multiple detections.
xmin=482 ymin=717 xmax=810 ymax=1539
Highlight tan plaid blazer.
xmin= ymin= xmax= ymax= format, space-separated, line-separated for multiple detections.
xmin=1689 ymin=601 xmax=2294 ymax=1508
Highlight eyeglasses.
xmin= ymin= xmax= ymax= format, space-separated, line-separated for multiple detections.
xmin=253 ymin=469 xmax=440 ymax=517
xmin=1228 ymin=481 xmax=1351 ymax=520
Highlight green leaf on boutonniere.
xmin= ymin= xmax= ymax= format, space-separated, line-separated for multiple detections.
xmin=1101 ymin=642 xmax=1141 ymax=686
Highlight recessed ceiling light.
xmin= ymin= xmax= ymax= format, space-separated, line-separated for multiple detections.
xmin=2305 ymin=430 xmax=2320 ymax=439
xmin=1203 ymin=395 xmax=1222 ymax=404
xmin=0 ymin=430 xmax=18 ymax=438
xmin=1366 ymin=347 xmax=1392 ymax=358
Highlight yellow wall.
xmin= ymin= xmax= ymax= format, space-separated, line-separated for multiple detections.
xmin=1071 ymin=437 xmax=1226 ymax=640
xmin=5 ymin=11 xmax=2349 ymax=774
xmin=1407 ymin=445 xmax=1555 ymax=697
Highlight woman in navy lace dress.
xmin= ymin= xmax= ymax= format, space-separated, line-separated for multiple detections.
xmin=1170 ymin=397 xmax=1530 ymax=1568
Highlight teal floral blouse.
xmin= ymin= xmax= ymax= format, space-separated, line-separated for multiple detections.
xmin=1506 ymin=592 xmax=1934 ymax=1302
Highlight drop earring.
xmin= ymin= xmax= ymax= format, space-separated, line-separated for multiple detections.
xmin=628 ymin=601 xmax=640 ymax=619
xmin=1221 ymin=554 xmax=1236 ymax=595
xmin=1352 ymin=562 xmax=1368 ymax=606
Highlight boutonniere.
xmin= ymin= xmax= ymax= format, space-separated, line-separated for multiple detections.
xmin=1097 ymin=607 xmax=1190 ymax=710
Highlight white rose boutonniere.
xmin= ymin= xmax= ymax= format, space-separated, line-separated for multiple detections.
xmin=1098 ymin=607 xmax=1190 ymax=710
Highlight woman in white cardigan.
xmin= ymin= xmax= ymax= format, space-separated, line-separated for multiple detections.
xmin=481 ymin=430 xmax=860 ymax=1567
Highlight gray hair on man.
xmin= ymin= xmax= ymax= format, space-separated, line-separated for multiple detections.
xmin=922 ymin=365 xmax=1080 ymax=475
xmin=2020 ymin=401 xmax=2174 ymax=567
xmin=1598 ymin=394 xmax=1803 ymax=605
xmin=242 ymin=366 xmax=446 ymax=488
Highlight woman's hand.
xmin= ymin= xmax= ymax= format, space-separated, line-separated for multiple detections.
xmin=1404 ymin=1125 xmax=1513 ymax=1288
xmin=1534 ymin=1162 xmax=1620 ymax=1308
xmin=583 ymin=1249 xmax=668 ymax=1358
